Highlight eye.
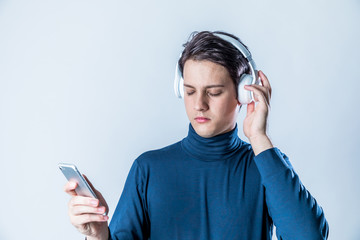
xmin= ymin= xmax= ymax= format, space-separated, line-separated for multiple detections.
xmin=208 ymin=91 xmax=222 ymax=97
xmin=186 ymin=91 xmax=195 ymax=96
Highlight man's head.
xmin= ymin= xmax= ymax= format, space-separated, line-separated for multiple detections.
xmin=178 ymin=31 xmax=251 ymax=100
xmin=179 ymin=31 xmax=251 ymax=138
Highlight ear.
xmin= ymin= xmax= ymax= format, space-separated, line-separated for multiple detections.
xmin=235 ymin=94 xmax=241 ymax=106
xmin=235 ymin=99 xmax=242 ymax=112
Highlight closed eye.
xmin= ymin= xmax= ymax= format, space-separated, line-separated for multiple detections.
xmin=208 ymin=91 xmax=222 ymax=97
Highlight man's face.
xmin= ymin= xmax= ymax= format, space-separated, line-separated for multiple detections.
xmin=183 ymin=59 xmax=240 ymax=138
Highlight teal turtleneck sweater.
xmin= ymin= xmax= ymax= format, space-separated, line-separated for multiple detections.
xmin=109 ymin=124 xmax=329 ymax=239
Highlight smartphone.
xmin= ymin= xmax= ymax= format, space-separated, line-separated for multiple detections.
xmin=58 ymin=163 xmax=99 ymax=200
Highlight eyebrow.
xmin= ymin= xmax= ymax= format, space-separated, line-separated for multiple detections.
xmin=183 ymin=84 xmax=225 ymax=89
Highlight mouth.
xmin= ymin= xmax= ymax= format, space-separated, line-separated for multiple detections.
xmin=195 ymin=117 xmax=210 ymax=123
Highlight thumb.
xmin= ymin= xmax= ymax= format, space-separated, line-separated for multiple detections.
xmin=246 ymin=102 xmax=255 ymax=116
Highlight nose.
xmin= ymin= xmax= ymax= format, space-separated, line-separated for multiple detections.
xmin=194 ymin=92 xmax=209 ymax=112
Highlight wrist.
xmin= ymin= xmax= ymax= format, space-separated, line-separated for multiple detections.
xmin=249 ymin=134 xmax=273 ymax=156
xmin=86 ymin=227 xmax=109 ymax=240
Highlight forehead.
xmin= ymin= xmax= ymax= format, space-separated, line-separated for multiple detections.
xmin=183 ymin=59 xmax=232 ymax=86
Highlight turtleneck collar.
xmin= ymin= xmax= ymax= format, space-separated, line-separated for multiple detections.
xmin=181 ymin=123 xmax=242 ymax=161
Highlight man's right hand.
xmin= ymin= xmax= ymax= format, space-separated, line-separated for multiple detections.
xmin=64 ymin=176 xmax=109 ymax=240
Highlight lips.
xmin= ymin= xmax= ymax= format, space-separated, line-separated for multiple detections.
xmin=195 ymin=117 xmax=210 ymax=123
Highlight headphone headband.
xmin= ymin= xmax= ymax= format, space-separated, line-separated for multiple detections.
xmin=213 ymin=33 xmax=251 ymax=59
xmin=212 ymin=33 xmax=257 ymax=85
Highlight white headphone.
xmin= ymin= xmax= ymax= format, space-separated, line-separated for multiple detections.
xmin=174 ymin=32 xmax=260 ymax=105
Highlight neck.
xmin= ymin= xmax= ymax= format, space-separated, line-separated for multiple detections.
xmin=181 ymin=123 xmax=242 ymax=161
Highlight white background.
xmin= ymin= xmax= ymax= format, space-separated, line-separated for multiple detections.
xmin=0 ymin=0 xmax=359 ymax=239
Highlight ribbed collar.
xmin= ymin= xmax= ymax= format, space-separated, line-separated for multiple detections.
xmin=181 ymin=123 xmax=242 ymax=161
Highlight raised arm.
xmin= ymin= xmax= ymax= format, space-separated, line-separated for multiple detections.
xmin=243 ymin=71 xmax=329 ymax=239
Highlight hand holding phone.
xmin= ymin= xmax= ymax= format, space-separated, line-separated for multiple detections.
xmin=59 ymin=163 xmax=110 ymax=239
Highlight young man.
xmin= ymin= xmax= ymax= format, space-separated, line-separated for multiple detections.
xmin=64 ymin=31 xmax=329 ymax=239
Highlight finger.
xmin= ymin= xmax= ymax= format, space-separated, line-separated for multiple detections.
xmin=64 ymin=181 xmax=78 ymax=196
xmin=70 ymin=205 xmax=106 ymax=216
xmin=71 ymin=213 xmax=109 ymax=226
xmin=247 ymin=101 xmax=255 ymax=115
xmin=251 ymin=84 xmax=271 ymax=103
xmin=244 ymin=85 xmax=270 ymax=106
xmin=247 ymin=84 xmax=269 ymax=96
xmin=258 ymin=70 xmax=272 ymax=98
xmin=69 ymin=195 xmax=100 ymax=208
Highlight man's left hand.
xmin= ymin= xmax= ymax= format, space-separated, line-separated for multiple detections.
xmin=243 ymin=70 xmax=273 ymax=156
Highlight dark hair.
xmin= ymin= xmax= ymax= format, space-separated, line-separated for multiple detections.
xmin=178 ymin=31 xmax=250 ymax=97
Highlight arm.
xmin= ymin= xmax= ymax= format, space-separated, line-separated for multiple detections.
xmin=254 ymin=147 xmax=329 ymax=239
xmin=109 ymin=159 xmax=150 ymax=240
xmin=243 ymin=71 xmax=329 ymax=239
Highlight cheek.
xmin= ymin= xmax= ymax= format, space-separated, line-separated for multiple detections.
xmin=214 ymin=97 xmax=238 ymax=115
xmin=183 ymin=98 xmax=193 ymax=115
xmin=183 ymin=97 xmax=190 ymax=108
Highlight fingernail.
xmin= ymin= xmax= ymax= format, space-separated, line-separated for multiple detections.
xmin=70 ymin=182 xmax=76 ymax=188
xmin=91 ymin=199 xmax=99 ymax=206
xmin=103 ymin=215 xmax=109 ymax=220
xmin=97 ymin=207 xmax=105 ymax=212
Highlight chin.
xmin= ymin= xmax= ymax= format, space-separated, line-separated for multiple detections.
xmin=192 ymin=123 xmax=218 ymax=138
xmin=192 ymin=120 xmax=235 ymax=138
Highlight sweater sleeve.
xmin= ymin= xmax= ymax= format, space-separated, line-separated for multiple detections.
xmin=253 ymin=148 xmax=329 ymax=240
xmin=109 ymin=159 xmax=150 ymax=240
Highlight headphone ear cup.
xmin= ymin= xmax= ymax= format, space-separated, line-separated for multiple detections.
xmin=238 ymin=74 xmax=254 ymax=105
xmin=179 ymin=77 xmax=184 ymax=98
xmin=174 ymin=62 xmax=184 ymax=98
